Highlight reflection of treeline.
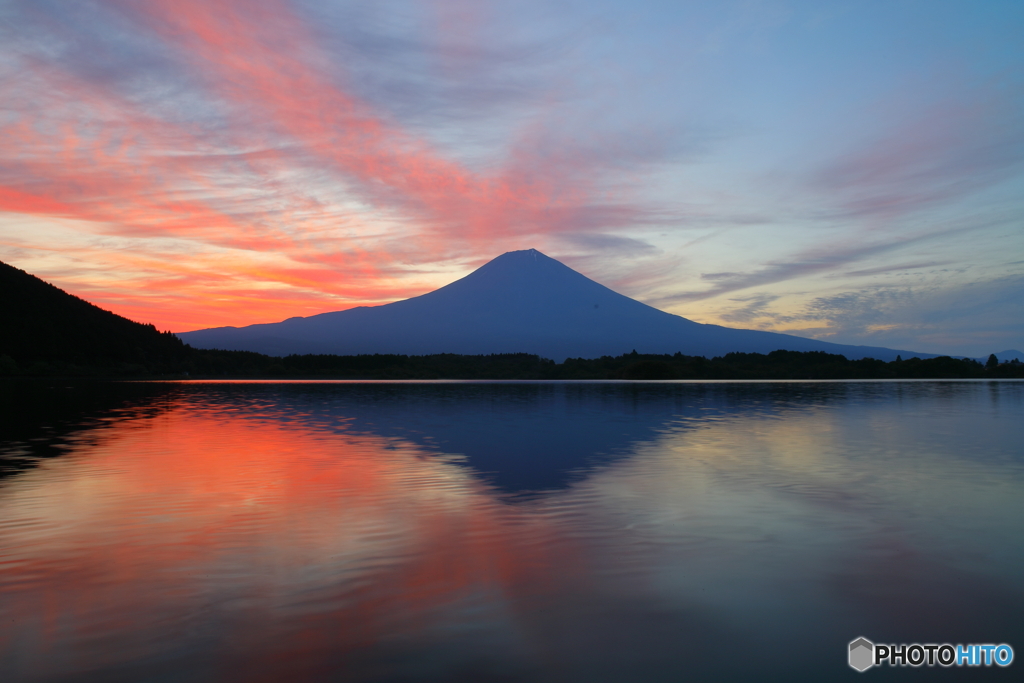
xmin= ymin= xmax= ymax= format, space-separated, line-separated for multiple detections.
xmin=4 ymin=259 xmax=1023 ymax=379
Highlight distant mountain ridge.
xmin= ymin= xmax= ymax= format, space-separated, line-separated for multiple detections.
xmin=178 ymin=249 xmax=940 ymax=362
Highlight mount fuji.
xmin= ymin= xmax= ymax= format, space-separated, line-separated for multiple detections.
xmin=177 ymin=249 xmax=934 ymax=362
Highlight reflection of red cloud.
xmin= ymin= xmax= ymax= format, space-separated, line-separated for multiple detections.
xmin=0 ymin=396 xmax=582 ymax=679
xmin=0 ymin=0 xmax=614 ymax=331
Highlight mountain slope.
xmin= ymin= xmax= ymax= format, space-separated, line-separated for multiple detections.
xmin=0 ymin=260 xmax=188 ymax=371
xmin=178 ymin=249 xmax=935 ymax=362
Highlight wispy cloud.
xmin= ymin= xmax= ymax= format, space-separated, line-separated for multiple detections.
xmin=704 ymin=274 xmax=1024 ymax=357
xmin=656 ymin=222 xmax=978 ymax=305
xmin=808 ymin=94 xmax=1024 ymax=221
xmin=842 ymin=262 xmax=953 ymax=278
xmin=796 ymin=275 xmax=1024 ymax=355
xmin=718 ymin=293 xmax=780 ymax=324
xmin=555 ymin=233 xmax=658 ymax=257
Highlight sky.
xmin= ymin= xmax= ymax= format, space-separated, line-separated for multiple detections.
xmin=1 ymin=0 xmax=1022 ymax=357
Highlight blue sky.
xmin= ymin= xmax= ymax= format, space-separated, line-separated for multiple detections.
xmin=1 ymin=0 xmax=1022 ymax=355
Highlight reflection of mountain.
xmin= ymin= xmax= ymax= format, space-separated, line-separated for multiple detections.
xmin=0 ymin=380 xmax=773 ymax=490
xmin=285 ymin=383 xmax=702 ymax=493
xmin=7 ymin=380 xmax=989 ymax=494
xmin=184 ymin=382 xmax=861 ymax=494
xmin=0 ymin=380 xmax=884 ymax=492
xmin=179 ymin=250 xmax=932 ymax=362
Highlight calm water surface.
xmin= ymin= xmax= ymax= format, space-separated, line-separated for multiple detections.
xmin=1 ymin=380 xmax=1022 ymax=682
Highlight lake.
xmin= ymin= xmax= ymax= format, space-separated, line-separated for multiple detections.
xmin=1 ymin=380 xmax=1022 ymax=682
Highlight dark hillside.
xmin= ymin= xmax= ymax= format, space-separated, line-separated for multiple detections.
xmin=0 ymin=260 xmax=189 ymax=375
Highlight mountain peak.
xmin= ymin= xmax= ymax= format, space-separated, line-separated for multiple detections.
xmin=478 ymin=248 xmax=555 ymax=270
xmin=434 ymin=248 xmax=610 ymax=303
xmin=495 ymin=248 xmax=546 ymax=259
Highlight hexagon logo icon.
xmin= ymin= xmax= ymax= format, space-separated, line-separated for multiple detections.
xmin=849 ymin=637 xmax=874 ymax=672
